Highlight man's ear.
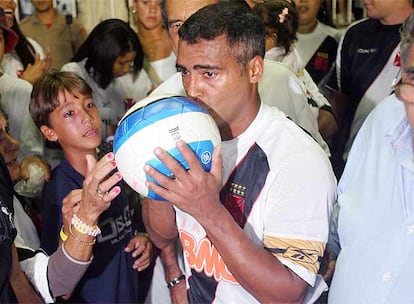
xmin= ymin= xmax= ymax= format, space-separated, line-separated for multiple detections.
xmin=248 ymin=55 xmax=264 ymax=84
xmin=40 ymin=125 xmax=58 ymax=142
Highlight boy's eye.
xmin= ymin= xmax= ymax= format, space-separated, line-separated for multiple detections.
xmin=64 ymin=111 xmax=74 ymax=118
xmin=86 ymin=102 xmax=95 ymax=109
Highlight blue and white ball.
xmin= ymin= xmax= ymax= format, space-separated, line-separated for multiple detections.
xmin=113 ymin=94 xmax=221 ymax=200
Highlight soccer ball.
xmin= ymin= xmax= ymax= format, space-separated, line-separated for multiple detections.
xmin=113 ymin=94 xmax=221 ymax=201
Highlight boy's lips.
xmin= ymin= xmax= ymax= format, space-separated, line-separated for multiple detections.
xmin=84 ymin=128 xmax=99 ymax=137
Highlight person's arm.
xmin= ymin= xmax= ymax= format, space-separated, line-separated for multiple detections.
xmin=20 ymin=152 xmax=123 ymax=301
xmin=145 ymin=142 xmax=325 ymax=303
xmin=160 ymin=243 xmax=188 ymax=304
xmin=9 ymin=244 xmax=43 ymax=303
xmin=142 ymin=197 xmax=187 ymax=303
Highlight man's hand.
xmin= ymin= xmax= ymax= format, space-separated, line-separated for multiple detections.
xmin=144 ymin=140 xmax=222 ymax=220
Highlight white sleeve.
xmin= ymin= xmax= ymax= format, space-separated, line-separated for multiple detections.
xmin=19 ymin=251 xmax=54 ymax=303
xmin=27 ymin=37 xmax=45 ymax=59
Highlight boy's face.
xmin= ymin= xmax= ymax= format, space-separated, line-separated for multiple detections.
xmin=41 ymin=90 xmax=102 ymax=154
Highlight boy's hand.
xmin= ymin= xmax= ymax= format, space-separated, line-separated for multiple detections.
xmin=125 ymin=233 xmax=153 ymax=271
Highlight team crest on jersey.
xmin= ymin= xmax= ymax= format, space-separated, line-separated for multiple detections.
xmin=223 ymin=182 xmax=247 ymax=227
xmin=313 ymin=52 xmax=329 ymax=72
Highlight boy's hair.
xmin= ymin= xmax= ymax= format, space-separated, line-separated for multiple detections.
xmin=178 ymin=1 xmax=265 ymax=70
xmin=253 ymin=0 xmax=298 ymax=55
xmin=30 ymin=70 xmax=93 ymax=128
xmin=72 ymin=18 xmax=144 ymax=89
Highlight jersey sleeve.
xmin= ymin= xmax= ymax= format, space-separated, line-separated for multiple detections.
xmin=263 ymin=150 xmax=336 ymax=286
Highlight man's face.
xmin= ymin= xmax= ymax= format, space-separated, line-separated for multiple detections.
xmin=177 ymin=35 xmax=259 ymax=139
xmin=397 ymin=44 xmax=414 ymax=147
xmin=31 ymin=0 xmax=53 ymax=13
xmin=41 ymin=90 xmax=102 ymax=154
xmin=165 ymin=0 xmax=217 ymax=53
xmin=0 ymin=113 xmax=20 ymax=182
xmin=363 ymin=0 xmax=399 ymax=21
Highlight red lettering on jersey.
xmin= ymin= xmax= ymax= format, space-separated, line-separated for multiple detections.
xmin=394 ymin=52 xmax=401 ymax=67
xmin=224 ymin=194 xmax=245 ymax=227
xmin=314 ymin=52 xmax=329 ymax=72
xmin=180 ymin=231 xmax=238 ymax=284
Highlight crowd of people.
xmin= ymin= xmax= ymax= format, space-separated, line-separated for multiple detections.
xmin=0 ymin=0 xmax=413 ymax=303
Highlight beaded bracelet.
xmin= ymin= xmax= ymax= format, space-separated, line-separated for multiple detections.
xmin=71 ymin=214 xmax=101 ymax=237
xmin=166 ymin=274 xmax=185 ymax=289
xmin=60 ymin=226 xmax=68 ymax=242
xmin=68 ymin=224 xmax=96 ymax=246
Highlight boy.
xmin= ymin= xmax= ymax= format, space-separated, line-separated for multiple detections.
xmin=29 ymin=71 xmax=152 ymax=303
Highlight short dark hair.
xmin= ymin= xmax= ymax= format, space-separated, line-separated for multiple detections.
xmin=178 ymin=2 xmax=265 ymax=68
xmin=72 ymin=19 xmax=144 ymax=89
xmin=30 ymin=71 xmax=93 ymax=128
xmin=253 ymin=0 xmax=298 ymax=55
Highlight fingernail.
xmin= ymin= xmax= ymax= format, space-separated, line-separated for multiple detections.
xmin=144 ymin=165 xmax=150 ymax=172
xmin=177 ymin=140 xmax=185 ymax=147
xmin=115 ymin=172 xmax=122 ymax=179
xmin=154 ymin=147 xmax=162 ymax=155
xmin=107 ymin=152 xmax=114 ymax=159
xmin=113 ymin=186 xmax=120 ymax=194
xmin=111 ymin=161 xmax=116 ymax=167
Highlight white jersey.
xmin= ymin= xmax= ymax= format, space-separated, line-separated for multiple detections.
xmin=297 ymin=22 xmax=341 ymax=67
xmin=0 ymin=73 xmax=44 ymax=157
xmin=176 ymin=104 xmax=336 ymax=303
xmin=152 ymin=59 xmax=330 ymax=155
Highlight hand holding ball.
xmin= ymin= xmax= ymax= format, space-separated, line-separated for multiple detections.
xmin=113 ymin=94 xmax=221 ymax=200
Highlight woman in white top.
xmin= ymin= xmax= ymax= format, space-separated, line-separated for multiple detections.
xmin=131 ymin=0 xmax=176 ymax=87
xmin=294 ymin=0 xmax=341 ymax=89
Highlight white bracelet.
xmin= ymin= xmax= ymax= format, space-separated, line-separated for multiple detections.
xmin=71 ymin=214 xmax=101 ymax=237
